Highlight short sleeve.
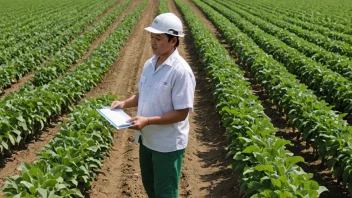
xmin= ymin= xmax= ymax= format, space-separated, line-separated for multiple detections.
xmin=172 ymin=70 xmax=196 ymax=112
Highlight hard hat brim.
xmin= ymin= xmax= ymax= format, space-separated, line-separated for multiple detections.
xmin=144 ymin=27 xmax=185 ymax=37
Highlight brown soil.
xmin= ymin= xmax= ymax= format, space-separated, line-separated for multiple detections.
xmin=169 ymin=0 xmax=239 ymax=197
xmin=67 ymin=0 xmax=141 ymax=73
xmin=84 ymin=0 xmax=238 ymax=197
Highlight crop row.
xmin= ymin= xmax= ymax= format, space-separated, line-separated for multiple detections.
xmin=236 ymin=1 xmax=352 ymax=46
xmin=0 ymin=0 xmax=81 ymax=38
xmin=240 ymin=0 xmax=352 ymax=35
xmin=204 ymin=0 xmax=352 ymax=116
xmin=33 ymin=0 xmax=132 ymax=86
xmin=219 ymin=0 xmax=352 ymax=82
xmin=3 ymin=95 xmax=117 ymax=197
xmin=196 ymin=0 xmax=352 ymax=194
xmin=157 ymin=0 xmax=169 ymax=15
xmin=223 ymin=0 xmax=352 ymax=58
xmin=175 ymin=0 xmax=326 ymax=197
xmin=0 ymin=0 xmax=147 ymax=156
xmin=0 ymin=0 xmax=117 ymax=94
xmin=0 ymin=0 xmax=106 ymax=64
xmin=0 ymin=0 xmax=101 ymax=50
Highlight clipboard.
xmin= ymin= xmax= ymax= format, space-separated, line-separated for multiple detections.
xmin=96 ymin=106 xmax=135 ymax=129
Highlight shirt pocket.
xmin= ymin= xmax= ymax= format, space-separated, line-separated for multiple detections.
xmin=152 ymin=82 xmax=172 ymax=106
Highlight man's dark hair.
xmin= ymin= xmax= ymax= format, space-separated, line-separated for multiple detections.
xmin=166 ymin=34 xmax=179 ymax=48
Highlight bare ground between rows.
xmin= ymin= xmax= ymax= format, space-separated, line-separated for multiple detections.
xmin=84 ymin=0 xmax=239 ymax=197
xmin=0 ymin=0 xmax=139 ymax=193
xmin=169 ymin=0 xmax=239 ymax=197
xmin=182 ymin=0 xmax=350 ymax=196
xmin=84 ymin=0 xmax=153 ymax=197
xmin=0 ymin=0 xmax=125 ymax=99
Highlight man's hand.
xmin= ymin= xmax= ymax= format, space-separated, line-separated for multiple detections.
xmin=127 ymin=116 xmax=149 ymax=130
xmin=110 ymin=100 xmax=125 ymax=109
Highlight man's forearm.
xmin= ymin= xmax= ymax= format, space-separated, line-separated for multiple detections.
xmin=123 ymin=93 xmax=139 ymax=108
xmin=148 ymin=108 xmax=189 ymax=125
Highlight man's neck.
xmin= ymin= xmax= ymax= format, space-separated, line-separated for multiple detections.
xmin=155 ymin=48 xmax=175 ymax=70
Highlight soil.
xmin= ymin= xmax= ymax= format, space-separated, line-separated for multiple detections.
xmin=1 ymin=0 xmax=346 ymax=197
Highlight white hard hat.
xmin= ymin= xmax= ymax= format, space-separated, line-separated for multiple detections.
xmin=145 ymin=13 xmax=184 ymax=37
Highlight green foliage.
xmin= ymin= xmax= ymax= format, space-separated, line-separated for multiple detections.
xmin=157 ymin=0 xmax=169 ymax=15
xmin=195 ymin=0 xmax=352 ymax=195
xmin=0 ymin=0 xmax=147 ymax=159
xmin=3 ymin=95 xmax=116 ymax=197
xmin=0 ymin=0 xmax=119 ymax=93
xmin=33 ymin=0 xmax=132 ymax=86
xmin=175 ymin=0 xmax=327 ymax=197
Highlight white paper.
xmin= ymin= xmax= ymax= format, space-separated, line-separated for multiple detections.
xmin=96 ymin=106 xmax=135 ymax=129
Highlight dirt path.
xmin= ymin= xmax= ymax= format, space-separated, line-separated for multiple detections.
xmin=0 ymin=0 xmax=140 ymax=191
xmin=85 ymin=0 xmax=155 ymax=197
xmin=168 ymin=0 xmax=238 ymax=197
xmin=86 ymin=0 xmax=238 ymax=196
xmin=67 ymin=0 xmax=142 ymax=73
xmin=1 ymin=0 xmax=239 ymax=196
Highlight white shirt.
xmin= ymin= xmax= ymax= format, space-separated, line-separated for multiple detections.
xmin=135 ymin=49 xmax=196 ymax=152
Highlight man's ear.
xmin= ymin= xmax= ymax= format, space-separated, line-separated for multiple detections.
xmin=171 ymin=37 xmax=177 ymax=46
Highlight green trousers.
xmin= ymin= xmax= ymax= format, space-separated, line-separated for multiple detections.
xmin=139 ymin=138 xmax=185 ymax=198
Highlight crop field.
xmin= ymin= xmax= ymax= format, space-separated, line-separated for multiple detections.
xmin=0 ymin=0 xmax=352 ymax=197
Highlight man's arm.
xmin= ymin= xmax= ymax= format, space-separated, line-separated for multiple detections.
xmin=148 ymin=108 xmax=189 ymax=125
xmin=110 ymin=93 xmax=139 ymax=109
xmin=127 ymin=108 xmax=189 ymax=130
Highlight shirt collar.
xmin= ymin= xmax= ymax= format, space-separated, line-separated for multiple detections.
xmin=151 ymin=48 xmax=179 ymax=68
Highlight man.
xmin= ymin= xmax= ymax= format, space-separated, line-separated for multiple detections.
xmin=110 ymin=13 xmax=196 ymax=198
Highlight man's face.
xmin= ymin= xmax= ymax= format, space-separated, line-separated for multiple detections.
xmin=150 ymin=33 xmax=175 ymax=56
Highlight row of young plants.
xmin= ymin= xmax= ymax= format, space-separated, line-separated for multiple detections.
xmin=0 ymin=0 xmax=147 ymax=156
xmin=194 ymin=0 xmax=352 ymax=194
xmin=246 ymin=0 xmax=352 ymax=29
xmin=0 ymin=0 xmax=84 ymax=28
xmin=3 ymin=95 xmax=117 ymax=197
xmin=0 ymin=0 xmax=106 ymax=64
xmin=218 ymin=0 xmax=352 ymax=82
xmin=236 ymin=0 xmax=352 ymax=38
xmin=204 ymin=0 xmax=352 ymax=116
xmin=175 ymin=0 xmax=326 ymax=197
xmin=242 ymin=2 xmax=352 ymax=46
xmin=157 ymin=0 xmax=169 ymax=15
xmin=232 ymin=0 xmax=352 ymax=51
xmin=0 ymin=0 xmax=77 ymax=39
xmin=0 ymin=0 xmax=98 ymax=50
xmin=0 ymin=0 xmax=118 ymax=94
xmin=221 ymin=1 xmax=352 ymax=58
xmin=241 ymin=0 xmax=352 ymax=35
xmin=33 ymin=0 xmax=132 ymax=86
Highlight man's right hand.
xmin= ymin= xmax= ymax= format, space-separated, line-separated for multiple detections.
xmin=110 ymin=101 xmax=125 ymax=109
